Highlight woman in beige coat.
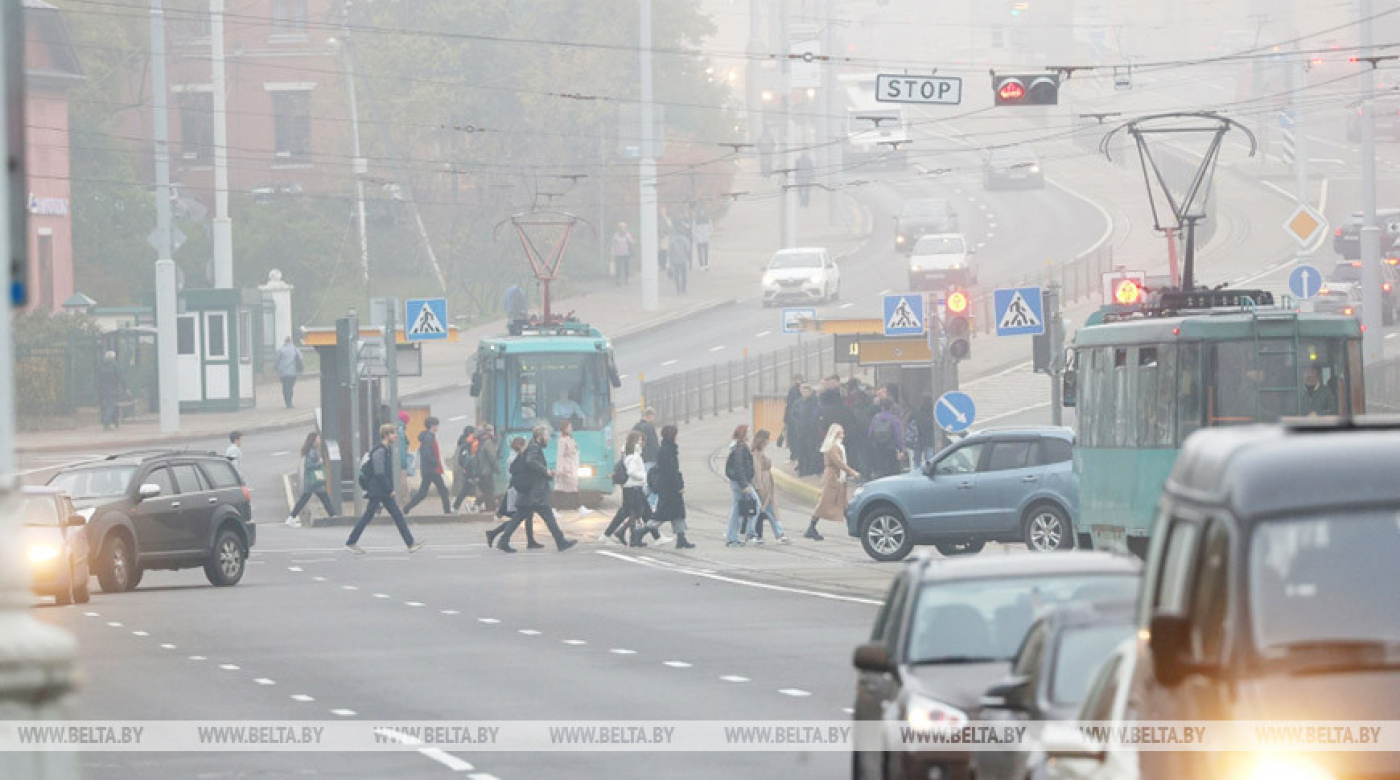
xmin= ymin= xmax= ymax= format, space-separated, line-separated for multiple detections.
xmin=807 ymin=423 xmax=859 ymax=541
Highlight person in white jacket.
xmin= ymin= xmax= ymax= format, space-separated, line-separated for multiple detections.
xmin=604 ymin=431 xmax=650 ymax=547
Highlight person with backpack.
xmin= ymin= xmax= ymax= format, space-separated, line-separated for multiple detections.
xmin=724 ymin=425 xmax=762 ymax=547
xmin=485 ymin=437 xmax=537 ymax=547
xmin=648 ymin=425 xmax=693 ymax=548
xmin=553 ymin=420 xmax=581 ymax=510
xmin=451 ymin=426 xmax=479 ymax=512
xmin=468 ymin=425 xmax=500 ymax=514
xmin=404 ymin=416 xmax=452 ymax=515
xmin=603 ymin=431 xmax=649 ymax=546
xmin=286 ymin=431 xmax=333 ymax=527
xmin=807 ymin=423 xmax=859 ymax=541
xmin=492 ymin=426 xmax=578 ymax=554
xmin=867 ymin=399 xmax=906 ymax=480
xmin=346 ymin=424 xmax=424 ymax=554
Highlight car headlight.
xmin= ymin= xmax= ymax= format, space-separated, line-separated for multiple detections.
xmin=578 ymin=466 xmax=596 ymax=478
xmin=896 ymin=234 xmax=906 ymax=244
xmin=1030 ymin=164 xmax=1041 ymax=173
xmin=762 ymin=273 xmax=777 ymax=287
xmin=28 ymin=544 xmax=61 ymax=564
xmin=906 ymin=695 xmax=968 ymax=732
xmin=1236 ymin=756 xmax=1335 ymax=780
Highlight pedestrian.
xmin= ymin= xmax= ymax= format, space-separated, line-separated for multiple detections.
xmin=603 ymin=431 xmax=650 ymax=546
xmin=867 ymin=399 xmax=906 ymax=479
xmin=633 ymin=408 xmax=661 ymax=467
xmin=451 ymin=426 xmax=479 ymax=512
xmin=669 ymin=227 xmax=690 ymax=294
xmin=796 ymin=384 xmax=823 ymax=477
xmin=225 ymin=431 xmax=244 ymax=477
xmin=504 ymin=283 xmax=528 ymax=322
xmin=846 ymin=379 xmax=873 ymax=473
xmin=484 ymin=437 xmax=536 ymax=547
xmin=468 ymin=425 xmax=501 ymax=514
xmin=649 ymin=425 xmax=693 ymax=548
xmin=807 ymin=423 xmax=859 ymax=541
xmin=287 ymin=431 xmax=334 ymax=527
xmin=97 ymin=351 xmax=126 ymax=431
xmin=781 ymin=375 xmax=804 ymax=464
xmin=553 ymin=420 xmax=581 ymax=510
xmin=490 ymin=426 xmax=578 ymax=553
xmin=817 ymin=378 xmax=854 ymax=445
xmin=693 ymin=208 xmax=712 ymax=271
xmin=396 ymin=410 xmax=415 ymax=479
xmin=345 ymin=423 xmax=424 ymax=554
xmin=611 ymin=222 xmax=635 ymax=285
xmin=404 ymin=416 xmax=452 ymax=515
xmin=795 ymin=152 xmax=814 ymax=207
xmin=723 ymin=425 xmax=763 ymax=547
xmin=748 ymin=429 xmax=790 ymax=544
xmin=657 ymin=212 xmax=671 ymax=284
xmin=275 ymin=337 xmax=303 ymax=409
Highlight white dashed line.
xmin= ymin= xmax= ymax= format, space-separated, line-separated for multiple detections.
xmin=270 ymin=450 xmax=290 ymax=458
xmin=842 ymin=708 xmax=855 ymax=715
xmin=839 ymin=302 xmax=854 ymax=309
xmin=160 ymin=644 xmax=176 ymax=650
xmin=331 ymin=709 xmax=357 ymax=717
xmin=440 ymin=609 xmax=460 ymax=615
xmin=421 ymin=748 xmax=475 ymax=772
xmin=287 ymin=566 xmax=303 ymax=572
xmin=188 ymin=656 xmax=207 ymax=662
xmin=663 ymin=661 xmax=693 ymax=669
xmin=448 ymin=415 xmax=469 ymax=422
xmin=977 ymin=242 xmax=988 ymax=249
xmin=756 ymin=330 xmax=772 ymax=338
xmin=342 ymin=585 xmax=358 ymax=591
xmin=82 ymin=612 xmax=99 ymax=617
xmin=518 ymin=629 xmax=541 ymax=636
xmin=609 ymin=648 xmax=638 ymax=655
xmin=878 ymin=289 xmax=892 ymax=296
xmin=131 ymin=631 xmax=149 ymax=637
xmin=255 ymin=679 xmax=276 ymax=686
xmin=374 ymin=593 xmax=391 ymax=599
xmin=989 ymin=222 xmax=998 ymax=229
xmin=478 ymin=618 xmax=500 ymax=624
xmin=406 ymin=601 xmax=425 ymax=608
xmin=106 ymin=621 xmax=122 ymax=627
xmin=720 ymin=675 xmax=750 ymax=683
xmin=661 ymin=359 xmax=679 ymax=367
xmin=708 ymin=345 xmax=726 ymax=352
xmin=1388 ymin=332 xmax=1399 ymax=340
xmin=563 ymin=639 xmax=587 ymax=646
xmin=778 ymin=689 xmax=812 ymax=697
xmin=291 ymin=694 xmax=315 ymax=702
xmin=219 ymin=664 xmax=240 ymax=671
xmin=468 ymin=774 xmax=501 ymax=780
xmin=313 ymin=576 xmax=326 ymax=582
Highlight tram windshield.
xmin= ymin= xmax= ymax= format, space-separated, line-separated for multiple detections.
xmin=505 ymin=352 xmax=611 ymax=432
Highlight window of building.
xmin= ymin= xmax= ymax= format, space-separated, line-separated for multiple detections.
xmin=271 ymin=0 xmax=307 ymax=34
xmin=271 ymin=90 xmax=311 ymax=160
xmin=179 ymin=92 xmax=212 ymax=163
xmin=177 ymin=316 xmax=196 ymax=356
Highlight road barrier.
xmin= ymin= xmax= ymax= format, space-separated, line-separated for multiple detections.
xmin=642 ymin=337 xmax=836 ymax=425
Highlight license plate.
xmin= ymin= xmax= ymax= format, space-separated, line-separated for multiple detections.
xmin=1092 ymin=524 xmax=1126 ymax=545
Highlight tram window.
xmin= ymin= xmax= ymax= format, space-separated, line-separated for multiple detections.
xmin=1299 ymin=339 xmax=1346 ymax=417
xmin=1137 ymin=348 xmax=1159 ymax=446
xmin=1179 ymin=343 xmax=1203 ymax=440
xmin=505 ymin=353 xmax=611 ymax=432
xmin=1347 ymin=339 xmax=1364 ymax=414
xmin=1093 ymin=348 xmax=1116 ymax=448
xmin=1210 ymin=341 xmax=1260 ymax=426
xmin=1076 ymin=347 xmax=1098 ymax=447
xmin=1114 ymin=348 xmax=1133 ymax=447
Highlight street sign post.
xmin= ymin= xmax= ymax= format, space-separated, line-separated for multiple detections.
xmin=993 ymin=286 xmax=1045 ymax=336
xmin=781 ymin=307 xmax=817 ymax=334
xmin=1283 ymin=203 xmax=1327 ymax=248
xmin=1289 ymin=264 xmax=1324 ymax=300
xmin=935 ymin=391 xmax=976 ymax=433
xmin=883 ymin=293 xmax=926 ymax=337
xmin=875 ymin=74 xmax=964 ymax=105
xmin=405 ymin=298 xmax=448 ymax=341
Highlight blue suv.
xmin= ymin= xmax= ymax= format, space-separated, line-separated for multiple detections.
xmin=845 ymin=428 xmax=1078 ymax=561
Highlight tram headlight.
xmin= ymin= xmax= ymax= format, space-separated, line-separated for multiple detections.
xmin=578 ymin=466 xmax=596 ymax=479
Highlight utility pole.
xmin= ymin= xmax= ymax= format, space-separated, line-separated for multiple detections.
xmin=343 ymin=0 xmax=370 ymax=284
xmin=746 ymin=0 xmax=762 ymax=144
xmin=1046 ymin=284 xmax=1064 ymax=426
xmin=927 ymin=298 xmax=948 ymax=453
xmin=0 ymin=2 xmax=78 ymax=773
xmin=779 ymin=0 xmax=796 ymax=248
xmin=639 ymin=0 xmax=659 ymax=311
xmin=822 ymin=0 xmax=840 ymax=225
xmin=152 ymin=0 xmax=180 ymax=434
xmin=1358 ymin=0 xmax=1384 ymax=363
xmin=1290 ymin=52 xmax=1311 ymax=269
xmin=210 ymin=0 xmax=232 ymax=288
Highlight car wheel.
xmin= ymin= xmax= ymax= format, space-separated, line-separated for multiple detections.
xmin=1023 ymin=504 xmax=1071 ymax=551
xmin=934 ymin=540 xmax=985 ymax=556
xmin=205 ymin=527 xmax=247 ymax=587
xmin=860 ymin=508 xmax=914 ymax=562
xmin=97 ymin=534 xmax=141 ymax=593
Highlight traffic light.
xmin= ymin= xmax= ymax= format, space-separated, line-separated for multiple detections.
xmin=992 ymin=73 xmax=1060 ymax=106
xmin=1102 ymin=271 xmax=1146 ymax=306
xmin=1113 ymin=278 xmax=1142 ymax=305
xmin=945 ymin=292 xmax=971 ymax=362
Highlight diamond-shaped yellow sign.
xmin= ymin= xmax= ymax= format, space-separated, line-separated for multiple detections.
xmin=1283 ymin=203 xmax=1328 ymax=248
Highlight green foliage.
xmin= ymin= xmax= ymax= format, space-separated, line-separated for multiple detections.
xmin=12 ymin=310 xmax=104 ymax=417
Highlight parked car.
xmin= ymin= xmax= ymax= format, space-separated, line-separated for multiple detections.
xmin=1040 ymin=639 xmax=1141 ymax=780
xmin=1326 ymin=259 xmax=1399 ymax=324
xmin=760 ymin=247 xmax=840 ymax=306
xmin=20 ymin=487 xmax=91 ymax=605
xmin=896 ymin=198 xmax=959 ymax=254
xmin=1312 ymin=282 xmax=1362 ymax=320
xmin=908 ymin=233 xmax=975 ymax=291
xmin=983 ymin=145 xmax=1044 ymax=189
xmin=851 ymin=551 xmax=1141 ymax=780
xmin=1131 ymin=421 xmax=1400 ymax=780
xmin=972 ymin=602 xmax=1136 ymax=780
xmin=46 ymin=451 xmax=256 ymax=592
xmin=1332 ymin=208 xmax=1400 ymax=259
xmin=846 ymin=427 xmax=1078 ymax=561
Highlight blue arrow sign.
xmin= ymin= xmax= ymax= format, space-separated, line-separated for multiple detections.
xmin=993 ymin=286 xmax=1045 ymax=336
xmin=935 ymin=391 xmax=976 ymax=434
xmin=405 ymin=298 xmax=449 ymax=341
xmin=883 ymin=293 xmax=925 ymax=337
xmin=1289 ymin=264 xmax=1323 ymax=300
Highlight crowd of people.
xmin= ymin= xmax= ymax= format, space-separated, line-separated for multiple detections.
xmin=609 ymin=206 xmax=713 ymax=294
xmin=779 ymin=374 xmax=938 ymax=482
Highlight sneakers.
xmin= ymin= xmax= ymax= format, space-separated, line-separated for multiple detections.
xmin=346 ymin=544 xmax=365 ymax=555
xmin=527 ymin=542 xmax=545 ymax=550
xmin=285 ymin=515 xmax=302 ymax=528
xmin=558 ymin=539 xmax=578 ymax=552
xmin=407 ymin=541 xmax=425 ymax=553
xmin=778 ymin=536 xmax=792 ymax=545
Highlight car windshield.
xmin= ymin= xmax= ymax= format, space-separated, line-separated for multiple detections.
xmin=18 ymin=496 xmax=60 ymax=527
xmin=47 ymin=466 xmax=135 ymax=500
xmin=769 ymin=252 xmax=822 ymax=269
xmin=1049 ymin=623 xmax=1134 ymax=706
xmin=905 ymin=575 xmax=1139 ymax=664
xmin=914 ymin=236 xmax=964 ymax=254
xmin=1249 ymin=510 xmax=1400 ymax=658
xmin=506 ymin=352 xmax=611 ymax=432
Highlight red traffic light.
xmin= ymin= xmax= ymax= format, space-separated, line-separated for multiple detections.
xmin=946 ymin=291 xmax=969 ymax=314
xmin=997 ymin=79 xmax=1025 ymax=103
xmin=1114 ymin=279 xmax=1142 ymax=305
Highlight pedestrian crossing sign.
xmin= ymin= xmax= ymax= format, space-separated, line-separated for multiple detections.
xmin=882 ymin=293 xmax=925 ymax=337
xmin=406 ymin=298 xmax=449 ymax=341
xmin=993 ymin=287 xmax=1044 ymax=337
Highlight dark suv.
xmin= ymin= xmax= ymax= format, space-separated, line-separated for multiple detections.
xmin=47 ymin=451 xmax=256 ymax=592
xmin=1332 ymin=209 xmax=1400 ymax=259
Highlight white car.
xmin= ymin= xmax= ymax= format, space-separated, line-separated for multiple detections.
xmin=908 ymin=233 xmax=975 ymax=291
xmin=761 ymin=247 xmax=840 ymax=306
xmin=1041 ymin=638 xmax=1139 ymax=780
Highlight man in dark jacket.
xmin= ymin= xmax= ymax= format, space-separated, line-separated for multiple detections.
xmin=782 ymin=376 xmax=804 ymax=463
xmin=633 ymin=408 xmax=661 ymax=466
xmin=404 ymin=416 xmax=452 ymax=515
xmin=795 ymin=386 xmax=823 ymax=477
xmin=346 ymin=424 xmax=422 ymax=553
xmin=494 ymin=426 xmax=578 ymax=553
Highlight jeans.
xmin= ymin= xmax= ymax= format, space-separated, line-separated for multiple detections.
xmin=727 ymin=480 xmax=761 ymax=544
xmin=500 ymin=504 xmax=566 ymax=549
xmin=606 ymin=486 xmax=648 ymax=539
xmin=404 ymin=472 xmax=451 ymax=514
xmin=346 ymin=495 xmax=415 ymax=546
xmin=280 ymin=376 xmax=296 ymax=408
xmin=290 ymin=485 xmax=334 ymax=517
xmin=751 ymin=497 xmax=785 ymax=539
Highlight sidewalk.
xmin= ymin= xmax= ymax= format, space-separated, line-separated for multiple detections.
xmin=16 ymin=162 xmax=869 ymax=454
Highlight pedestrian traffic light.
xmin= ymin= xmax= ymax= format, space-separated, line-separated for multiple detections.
xmin=945 ymin=294 xmax=971 ymax=362
xmin=992 ymin=73 xmax=1059 ymax=106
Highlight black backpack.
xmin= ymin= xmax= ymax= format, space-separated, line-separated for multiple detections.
xmin=357 ymin=447 xmax=379 ymax=490
xmin=612 ymin=458 xmax=629 ymax=486
xmin=871 ymin=416 xmax=897 ymax=448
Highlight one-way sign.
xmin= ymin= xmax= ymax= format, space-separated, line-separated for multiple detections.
xmin=876 ymin=74 xmax=964 ymax=106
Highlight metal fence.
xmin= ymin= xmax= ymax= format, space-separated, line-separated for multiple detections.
xmin=971 ymin=242 xmax=1114 ymax=334
xmin=641 ymin=337 xmax=836 ymax=425
xmin=1366 ymin=356 xmax=1400 ymax=414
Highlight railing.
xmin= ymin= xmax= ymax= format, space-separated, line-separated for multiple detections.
xmin=971 ymin=242 xmax=1114 ymax=334
xmin=641 ymin=337 xmax=836 ymax=425
xmin=1365 ymin=356 xmax=1400 ymax=414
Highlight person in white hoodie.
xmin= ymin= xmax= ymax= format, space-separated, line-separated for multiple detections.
xmin=603 ymin=431 xmax=649 ymax=547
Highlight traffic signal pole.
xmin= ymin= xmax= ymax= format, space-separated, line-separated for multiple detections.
xmin=1047 ymin=284 xmax=1063 ymax=426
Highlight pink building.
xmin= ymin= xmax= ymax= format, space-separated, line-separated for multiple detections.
xmin=22 ymin=0 xmax=83 ymax=313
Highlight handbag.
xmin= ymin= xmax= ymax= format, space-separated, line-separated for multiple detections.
xmin=310 ymin=466 xmax=326 ymax=487
xmin=738 ymin=493 xmax=758 ymax=519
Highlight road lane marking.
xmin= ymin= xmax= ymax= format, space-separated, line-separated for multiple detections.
xmin=331 ymin=709 xmax=357 ymax=717
xmin=878 ymin=289 xmax=891 ymax=296
xmin=709 ymin=345 xmax=726 ymax=352
xmin=106 ymin=621 xmax=122 ymax=627
xmin=661 ymin=359 xmax=679 ymax=367
xmin=840 ymin=302 xmax=854 ymax=309
xmin=518 ymin=629 xmax=541 ymax=636
xmin=219 ymin=664 xmax=240 ymax=671
xmin=160 ymin=644 xmax=176 ymax=650
xmin=563 ymin=639 xmax=587 ymax=646
xmin=255 ymin=679 xmax=276 ymax=686
xmin=188 ymin=656 xmax=206 ymax=661
xmin=82 ymin=612 xmax=99 ymax=617
xmin=842 ymin=708 xmax=855 ymax=715
xmin=478 ymin=618 xmax=500 ymax=624
xmin=721 ymin=675 xmax=750 ymax=683
xmin=271 ymin=451 xmax=290 ymax=457
xmin=291 ymin=695 xmax=315 ymax=702
xmin=374 ymin=593 xmax=391 ymax=599
xmin=440 ymin=609 xmax=460 ymax=615
xmin=1388 ymin=332 xmax=1399 ymax=340
xmin=594 ymin=550 xmax=882 ymax=606
xmin=406 ymin=601 xmax=425 ymax=607
xmin=131 ymin=631 xmax=148 ymax=637
xmin=287 ymin=566 xmax=303 ymax=572
xmin=779 ymin=689 xmax=812 ymax=697
xmin=419 ymin=749 xmax=474 ymax=771
xmin=342 ymin=585 xmax=358 ymax=591
xmin=448 ymin=415 xmax=469 ymax=422
xmin=609 ymin=648 xmax=638 ymax=655
xmin=664 ymin=661 xmax=693 ymax=668
xmin=756 ymin=330 xmax=771 ymax=337
xmin=313 ymin=576 xmax=326 ymax=582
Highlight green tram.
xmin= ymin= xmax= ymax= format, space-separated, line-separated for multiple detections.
xmin=1066 ymin=290 xmax=1364 ymax=556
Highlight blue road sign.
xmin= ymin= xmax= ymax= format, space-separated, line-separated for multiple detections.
xmin=781 ymin=307 xmax=817 ymax=334
xmin=993 ymin=286 xmax=1045 ymax=336
xmin=405 ymin=298 xmax=449 ymax=341
xmin=1289 ymin=264 xmax=1323 ymax=300
xmin=935 ymin=391 xmax=976 ymax=434
xmin=883 ymin=293 xmax=925 ymax=337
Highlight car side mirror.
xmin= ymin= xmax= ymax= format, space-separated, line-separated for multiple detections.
xmin=853 ymin=643 xmax=892 ymax=674
xmin=137 ymin=483 xmax=162 ymax=501
xmin=66 ymin=514 xmax=87 ymax=527
xmin=981 ymin=676 xmax=1032 ymax=712
xmin=1062 ymin=369 xmax=1078 ymax=408
xmin=1149 ymin=613 xmax=1215 ymax=686
xmin=922 ymin=461 xmax=937 ymax=478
